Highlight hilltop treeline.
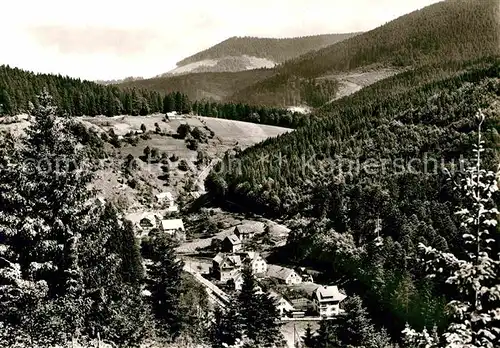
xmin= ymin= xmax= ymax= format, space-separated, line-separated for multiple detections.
xmin=192 ymin=100 xmax=308 ymax=128
xmin=206 ymin=57 xmax=500 ymax=338
xmin=283 ymin=0 xmax=499 ymax=77
xmin=0 ymin=65 xmax=305 ymax=128
xmin=0 ymin=65 xmax=165 ymax=116
xmin=176 ymin=33 xmax=360 ymax=66
xmin=233 ymin=0 xmax=500 ymax=104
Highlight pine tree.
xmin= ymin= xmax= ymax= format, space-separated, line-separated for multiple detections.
xmin=163 ymin=94 xmax=174 ymax=113
xmin=402 ymin=110 xmax=500 ymax=348
xmin=209 ymin=303 xmax=243 ymax=347
xmin=0 ymin=89 xmax=94 ymax=298
xmin=237 ymin=263 xmax=283 ymax=346
xmin=145 ymin=233 xmax=184 ymax=340
xmin=303 ymin=324 xmax=315 ymax=347
xmin=0 ymin=91 xmax=150 ymax=346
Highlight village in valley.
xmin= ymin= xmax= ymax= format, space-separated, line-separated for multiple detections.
xmin=122 ymin=183 xmax=348 ymax=326
xmin=2 ymin=1 xmax=499 ymax=346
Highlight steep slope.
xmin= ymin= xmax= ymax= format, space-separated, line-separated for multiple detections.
xmin=207 ymin=56 xmax=500 ymax=338
xmin=232 ymin=0 xmax=500 ymax=105
xmin=168 ymin=33 xmax=360 ymax=75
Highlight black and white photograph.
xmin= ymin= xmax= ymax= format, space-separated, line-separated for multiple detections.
xmin=0 ymin=0 xmax=499 ymax=347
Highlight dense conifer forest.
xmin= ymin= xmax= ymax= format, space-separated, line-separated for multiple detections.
xmin=206 ymin=56 xmax=500 ymax=339
xmin=0 ymin=65 xmax=164 ymax=116
xmin=0 ymin=64 xmax=307 ymax=128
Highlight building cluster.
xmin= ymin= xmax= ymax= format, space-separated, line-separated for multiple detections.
xmin=210 ymin=248 xmax=346 ymax=319
xmin=125 ymin=191 xmax=185 ymax=240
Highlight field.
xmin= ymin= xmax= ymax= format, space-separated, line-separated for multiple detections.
xmin=1 ymin=113 xmax=291 ymax=211
xmin=80 ymin=114 xmax=292 ymax=210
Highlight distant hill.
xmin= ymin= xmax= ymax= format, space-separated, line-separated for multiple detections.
xmin=118 ymin=69 xmax=275 ymax=101
xmin=231 ymin=0 xmax=500 ymax=105
xmin=95 ymin=76 xmax=144 ymax=85
xmin=122 ymin=33 xmax=359 ymax=102
xmin=164 ymin=33 xmax=360 ymax=76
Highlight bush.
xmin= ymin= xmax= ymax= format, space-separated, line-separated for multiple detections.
xmin=191 ymin=127 xmax=207 ymax=143
xmin=177 ymin=124 xmax=191 ymax=139
xmin=178 ymin=160 xmax=189 ymax=171
xmin=186 ymin=138 xmax=199 ymax=151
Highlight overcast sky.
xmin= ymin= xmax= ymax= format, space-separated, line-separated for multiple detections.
xmin=0 ymin=0 xmax=442 ymax=81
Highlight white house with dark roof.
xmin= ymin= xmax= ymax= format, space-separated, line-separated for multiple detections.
xmin=125 ymin=211 xmax=163 ymax=235
xmin=241 ymin=251 xmax=268 ymax=275
xmin=266 ymin=265 xmax=302 ymax=285
xmin=222 ymin=234 xmax=242 ymax=253
xmin=313 ymin=285 xmax=347 ymax=318
xmin=230 ymin=270 xmax=244 ymax=291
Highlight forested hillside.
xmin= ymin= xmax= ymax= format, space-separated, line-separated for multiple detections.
xmin=118 ymin=69 xmax=274 ymax=101
xmin=232 ymin=0 xmax=500 ymax=105
xmin=0 ymin=65 xmax=164 ymax=116
xmin=206 ymin=57 xmax=500 ymax=337
xmin=176 ymin=33 xmax=360 ymax=67
xmin=0 ymin=65 xmax=308 ymax=128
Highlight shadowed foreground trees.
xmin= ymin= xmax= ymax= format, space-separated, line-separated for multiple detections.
xmin=0 ymin=92 xmax=155 ymax=347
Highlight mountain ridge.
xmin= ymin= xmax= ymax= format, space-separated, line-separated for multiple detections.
xmin=175 ymin=33 xmax=361 ymax=67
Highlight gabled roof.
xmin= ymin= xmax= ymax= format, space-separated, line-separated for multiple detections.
xmin=226 ymin=254 xmax=242 ymax=267
xmin=268 ymin=290 xmax=293 ymax=307
xmin=241 ymin=251 xmax=265 ymax=263
xmin=213 ymin=253 xmax=242 ymax=268
xmin=267 ymin=265 xmax=300 ymax=281
xmin=161 ymin=219 xmax=184 ymax=231
xmin=268 ymin=290 xmax=284 ymax=302
xmin=125 ymin=212 xmax=162 ymax=227
xmin=156 ymin=192 xmax=174 ymax=201
xmin=213 ymin=253 xmax=225 ymax=265
xmin=266 ymin=223 xmax=290 ymax=237
xmin=224 ymin=234 xmax=241 ymax=245
xmin=230 ymin=270 xmax=244 ymax=282
xmin=315 ymin=286 xmax=347 ymax=303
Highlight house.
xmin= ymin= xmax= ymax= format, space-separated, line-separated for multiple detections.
xmin=234 ymin=221 xmax=265 ymax=242
xmin=125 ymin=212 xmax=163 ymax=235
xmin=222 ymin=234 xmax=242 ymax=253
xmin=290 ymin=297 xmax=313 ymax=312
xmin=268 ymin=291 xmax=295 ymax=317
xmin=313 ymin=285 xmax=347 ymax=318
xmin=241 ymin=251 xmax=268 ymax=275
xmin=155 ymin=192 xmax=178 ymax=212
xmin=265 ymin=223 xmax=291 ymax=246
xmin=295 ymin=267 xmax=320 ymax=283
xmin=161 ymin=219 xmax=185 ymax=235
xmin=267 ymin=265 xmax=302 ymax=285
xmin=229 ymin=271 xmax=264 ymax=293
xmin=212 ymin=253 xmax=242 ymax=282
